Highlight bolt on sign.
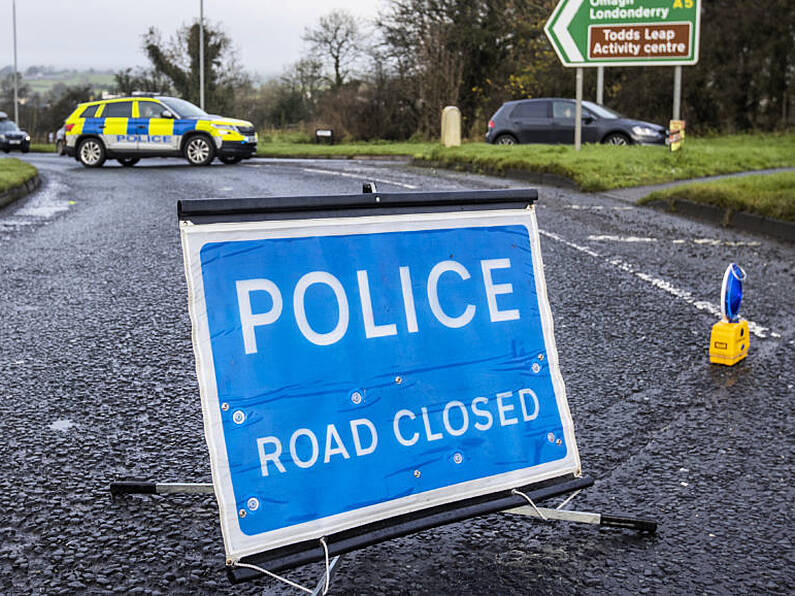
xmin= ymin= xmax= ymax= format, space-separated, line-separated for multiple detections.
xmin=545 ymin=0 xmax=701 ymax=67
xmin=178 ymin=190 xmax=581 ymax=567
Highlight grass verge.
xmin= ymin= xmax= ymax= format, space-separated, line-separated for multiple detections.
xmin=256 ymin=132 xmax=795 ymax=193
xmin=0 ymin=157 xmax=38 ymax=194
xmin=30 ymin=143 xmax=57 ymax=153
xmin=415 ymin=133 xmax=795 ymax=192
xmin=639 ymin=171 xmax=795 ymax=222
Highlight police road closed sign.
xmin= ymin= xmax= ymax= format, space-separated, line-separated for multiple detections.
xmin=181 ymin=209 xmax=580 ymax=562
xmin=545 ymin=0 xmax=701 ymax=67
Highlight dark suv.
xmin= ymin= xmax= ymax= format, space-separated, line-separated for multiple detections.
xmin=486 ymin=98 xmax=666 ymax=146
xmin=0 ymin=112 xmax=31 ymax=153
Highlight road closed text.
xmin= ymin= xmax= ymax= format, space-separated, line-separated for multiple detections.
xmin=256 ymin=387 xmax=542 ymax=476
xmin=235 ymin=258 xmax=521 ymax=351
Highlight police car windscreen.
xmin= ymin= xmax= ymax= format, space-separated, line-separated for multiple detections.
xmin=159 ymin=97 xmax=208 ymax=119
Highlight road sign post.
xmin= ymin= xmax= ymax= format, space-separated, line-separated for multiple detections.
xmin=596 ymin=65 xmax=604 ymax=105
xmin=673 ymin=65 xmax=682 ymax=120
xmin=575 ymin=68 xmax=583 ymax=150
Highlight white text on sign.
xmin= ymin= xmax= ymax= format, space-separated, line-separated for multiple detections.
xmin=589 ymin=24 xmax=691 ymax=59
xmin=256 ymin=387 xmax=542 ymax=476
xmin=236 ymin=258 xmax=521 ymax=351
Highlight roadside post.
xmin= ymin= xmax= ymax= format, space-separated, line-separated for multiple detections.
xmin=544 ymin=0 xmax=701 ymax=149
xmin=441 ymin=106 xmax=462 ymax=147
xmin=110 ymin=187 xmax=656 ymax=592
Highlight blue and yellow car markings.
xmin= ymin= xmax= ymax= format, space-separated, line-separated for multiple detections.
xmin=64 ymin=95 xmax=257 ymax=160
xmin=82 ymin=118 xmax=105 ymax=135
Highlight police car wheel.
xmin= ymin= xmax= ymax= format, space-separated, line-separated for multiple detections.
xmin=117 ymin=157 xmax=140 ymax=167
xmin=56 ymin=140 xmax=65 ymax=156
xmin=219 ymin=156 xmax=242 ymax=164
xmin=184 ymin=135 xmax=215 ymax=166
xmin=77 ymin=138 xmax=106 ymax=168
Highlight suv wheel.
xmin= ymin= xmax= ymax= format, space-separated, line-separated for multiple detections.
xmin=219 ymin=156 xmax=242 ymax=165
xmin=56 ymin=140 xmax=65 ymax=155
xmin=117 ymin=157 xmax=140 ymax=167
xmin=603 ymin=133 xmax=630 ymax=146
xmin=184 ymin=135 xmax=215 ymax=166
xmin=77 ymin=138 xmax=106 ymax=168
xmin=495 ymin=134 xmax=518 ymax=145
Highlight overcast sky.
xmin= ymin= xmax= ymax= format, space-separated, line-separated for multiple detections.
xmin=4 ymin=0 xmax=382 ymax=77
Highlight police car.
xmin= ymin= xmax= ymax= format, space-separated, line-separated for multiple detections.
xmin=63 ymin=95 xmax=258 ymax=168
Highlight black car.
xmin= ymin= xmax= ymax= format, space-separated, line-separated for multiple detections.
xmin=486 ymin=98 xmax=666 ymax=146
xmin=0 ymin=112 xmax=31 ymax=153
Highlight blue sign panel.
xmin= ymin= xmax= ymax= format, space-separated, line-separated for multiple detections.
xmin=181 ymin=211 xmax=580 ymax=561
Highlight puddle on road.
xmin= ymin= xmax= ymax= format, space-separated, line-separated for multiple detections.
xmin=0 ymin=177 xmax=71 ymax=233
xmin=50 ymin=419 xmax=76 ymax=432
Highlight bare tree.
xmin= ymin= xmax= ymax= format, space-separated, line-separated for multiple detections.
xmin=302 ymin=10 xmax=364 ymax=88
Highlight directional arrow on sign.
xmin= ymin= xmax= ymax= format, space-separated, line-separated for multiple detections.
xmin=549 ymin=0 xmax=584 ymax=63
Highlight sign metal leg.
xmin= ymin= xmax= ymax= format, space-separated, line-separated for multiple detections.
xmin=505 ymin=505 xmax=656 ymax=534
xmin=310 ymin=555 xmax=343 ymax=596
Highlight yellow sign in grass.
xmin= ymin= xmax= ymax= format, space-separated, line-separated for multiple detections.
xmin=669 ymin=120 xmax=686 ymax=151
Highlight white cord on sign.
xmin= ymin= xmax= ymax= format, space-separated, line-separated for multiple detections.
xmin=511 ymin=489 xmax=548 ymax=521
xmin=233 ymin=562 xmax=312 ymax=594
xmin=320 ymin=536 xmax=330 ymax=595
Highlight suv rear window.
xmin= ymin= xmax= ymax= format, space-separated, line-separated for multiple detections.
xmin=510 ymin=101 xmax=548 ymax=119
xmin=102 ymin=101 xmax=133 ymax=118
xmin=81 ymin=105 xmax=100 ymax=118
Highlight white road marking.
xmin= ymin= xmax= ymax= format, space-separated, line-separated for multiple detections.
xmin=302 ymin=167 xmax=418 ymax=189
xmin=588 ymin=234 xmax=761 ymax=247
xmin=565 ymin=204 xmax=633 ymax=211
xmin=540 ymin=230 xmax=601 ymax=258
xmin=539 ymin=229 xmax=772 ymax=339
xmin=692 ymin=238 xmax=761 ymax=247
xmin=588 ymin=235 xmax=657 ymax=243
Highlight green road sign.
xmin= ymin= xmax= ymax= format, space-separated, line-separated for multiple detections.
xmin=545 ymin=0 xmax=701 ymax=67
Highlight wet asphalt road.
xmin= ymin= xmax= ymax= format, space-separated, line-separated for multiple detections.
xmin=0 ymin=153 xmax=793 ymax=595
